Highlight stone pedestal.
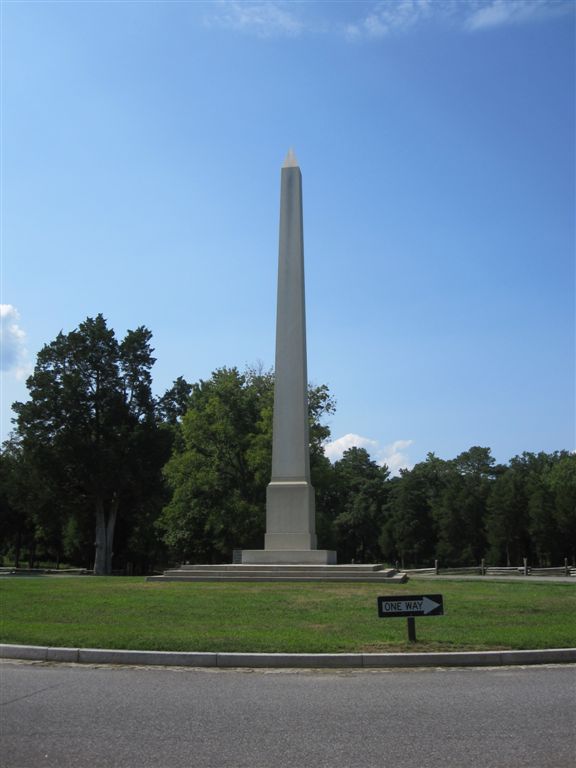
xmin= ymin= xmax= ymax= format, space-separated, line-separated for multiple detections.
xmin=265 ymin=481 xmax=316 ymax=551
xmin=241 ymin=549 xmax=337 ymax=565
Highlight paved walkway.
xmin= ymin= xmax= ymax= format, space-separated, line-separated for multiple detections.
xmin=410 ymin=573 xmax=576 ymax=584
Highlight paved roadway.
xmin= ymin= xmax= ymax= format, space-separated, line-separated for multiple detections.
xmin=1 ymin=661 xmax=574 ymax=768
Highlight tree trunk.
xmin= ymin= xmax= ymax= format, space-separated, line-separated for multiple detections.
xmin=14 ymin=530 xmax=21 ymax=569
xmin=106 ymin=495 xmax=118 ymax=573
xmin=93 ymin=496 xmax=119 ymax=575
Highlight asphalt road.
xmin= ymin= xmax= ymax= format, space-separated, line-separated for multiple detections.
xmin=1 ymin=661 xmax=574 ymax=768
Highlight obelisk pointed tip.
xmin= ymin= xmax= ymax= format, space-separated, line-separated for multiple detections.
xmin=283 ymin=148 xmax=299 ymax=168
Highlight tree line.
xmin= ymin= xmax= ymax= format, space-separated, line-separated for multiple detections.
xmin=1 ymin=315 xmax=574 ymax=574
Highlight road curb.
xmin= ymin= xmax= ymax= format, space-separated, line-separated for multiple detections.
xmin=1 ymin=643 xmax=575 ymax=668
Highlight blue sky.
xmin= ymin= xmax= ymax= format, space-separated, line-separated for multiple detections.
xmin=1 ymin=0 xmax=574 ymax=473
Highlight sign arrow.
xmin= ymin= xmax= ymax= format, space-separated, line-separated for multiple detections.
xmin=422 ymin=596 xmax=441 ymax=614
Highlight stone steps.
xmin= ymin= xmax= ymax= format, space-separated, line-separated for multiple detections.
xmin=147 ymin=564 xmax=408 ymax=583
xmin=173 ymin=563 xmax=388 ymax=573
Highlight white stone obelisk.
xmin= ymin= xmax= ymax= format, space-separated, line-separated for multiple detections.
xmin=243 ymin=150 xmax=336 ymax=565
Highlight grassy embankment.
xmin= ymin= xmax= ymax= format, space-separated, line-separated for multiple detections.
xmin=1 ymin=577 xmax=574 ymax=653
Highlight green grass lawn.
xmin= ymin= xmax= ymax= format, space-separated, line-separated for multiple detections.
xmin=1 ymin=577 xmax=574 ymax=653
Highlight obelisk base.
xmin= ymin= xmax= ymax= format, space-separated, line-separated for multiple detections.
xmin=242 ymin=480 xmax=337 ymax=564
xmin=242 ymin=549 xmax=337 ymax=565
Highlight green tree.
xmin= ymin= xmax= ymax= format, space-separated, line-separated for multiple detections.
xmin=485 ymin=468 xmax=528 ymax=565
xmin=433 ymin=447 xmax=498 ymax=565
xmin=12 ymin=315 xmax=169 ymax=575
xmin=485 ymin=451 xmax=569 ymax=567
xmin=157 ymin=376 xmax=193 ymax=426
xmin=158 ymin=367 xmax=272 ymax=562
xmin=0 ymin=435 xmax=68 ymax=568
xmin=330 ymin=447 xmax=389 ymax=562
xmin=381 ymin=453 xmax=447 ymax=568
xmin=0 ymin=441 xmax=34 ymax=567
xmin=547 ymin=452 xmax=576 ymax=562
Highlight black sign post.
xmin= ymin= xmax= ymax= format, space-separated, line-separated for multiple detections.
xmin=407 ymin=617 xmax=417 ymax=642
xmin=377 ymin=594 xmax=444 ymax=642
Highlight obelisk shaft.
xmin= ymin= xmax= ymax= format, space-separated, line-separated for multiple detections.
xmin=265 ymin=151 xmax=316 ymax=551
xmin=270 ymin=160 xmax=310 ymax=481
xmin=242 ymin=150 xmax=336 ymax=564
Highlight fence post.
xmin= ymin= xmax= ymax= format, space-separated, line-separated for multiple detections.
xmin=523 ymin=557 xmax=528 ymax=576
xmin=565 ymin=558 xmax=569 ymax=577
xmin=434 ymin=559 xmax=439 ymax=575
xmin=481 ymin=558 xmax=485 ymax=576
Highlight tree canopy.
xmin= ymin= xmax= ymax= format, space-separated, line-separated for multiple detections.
xmin=10 ymin=315 xmax=172 ymax=574
xmin=1 ymin=314 xmax=573 ymax=573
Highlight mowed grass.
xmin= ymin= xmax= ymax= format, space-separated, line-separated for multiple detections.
xmin=1 ymin=577 xmax=575 ymax=653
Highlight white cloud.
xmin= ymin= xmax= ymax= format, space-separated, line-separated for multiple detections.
xmin=203 ymin=0 xmax=572 ymax=41
xmin=345 ymin=0 xmax=572 ymax=39
xmin=207 ymin=1 xmax=303 ymax=37
xmin=465 ymin=0 xmax=570 ymax=30
xmin=346 ymin=0 xmax=433 ymax=40
xmin=380 ymin=439 xmax=414 ymax=475
xmin=0 ymin=305 xmax=30 ymax=379
xmin=324 ymin=433 xmax=414 ymax=476
xmin=324 ymin=433 xmax=380 ymax=461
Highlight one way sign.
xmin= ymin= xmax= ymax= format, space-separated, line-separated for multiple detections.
xmin=377 ymin=594 xmax=444 ymax=618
